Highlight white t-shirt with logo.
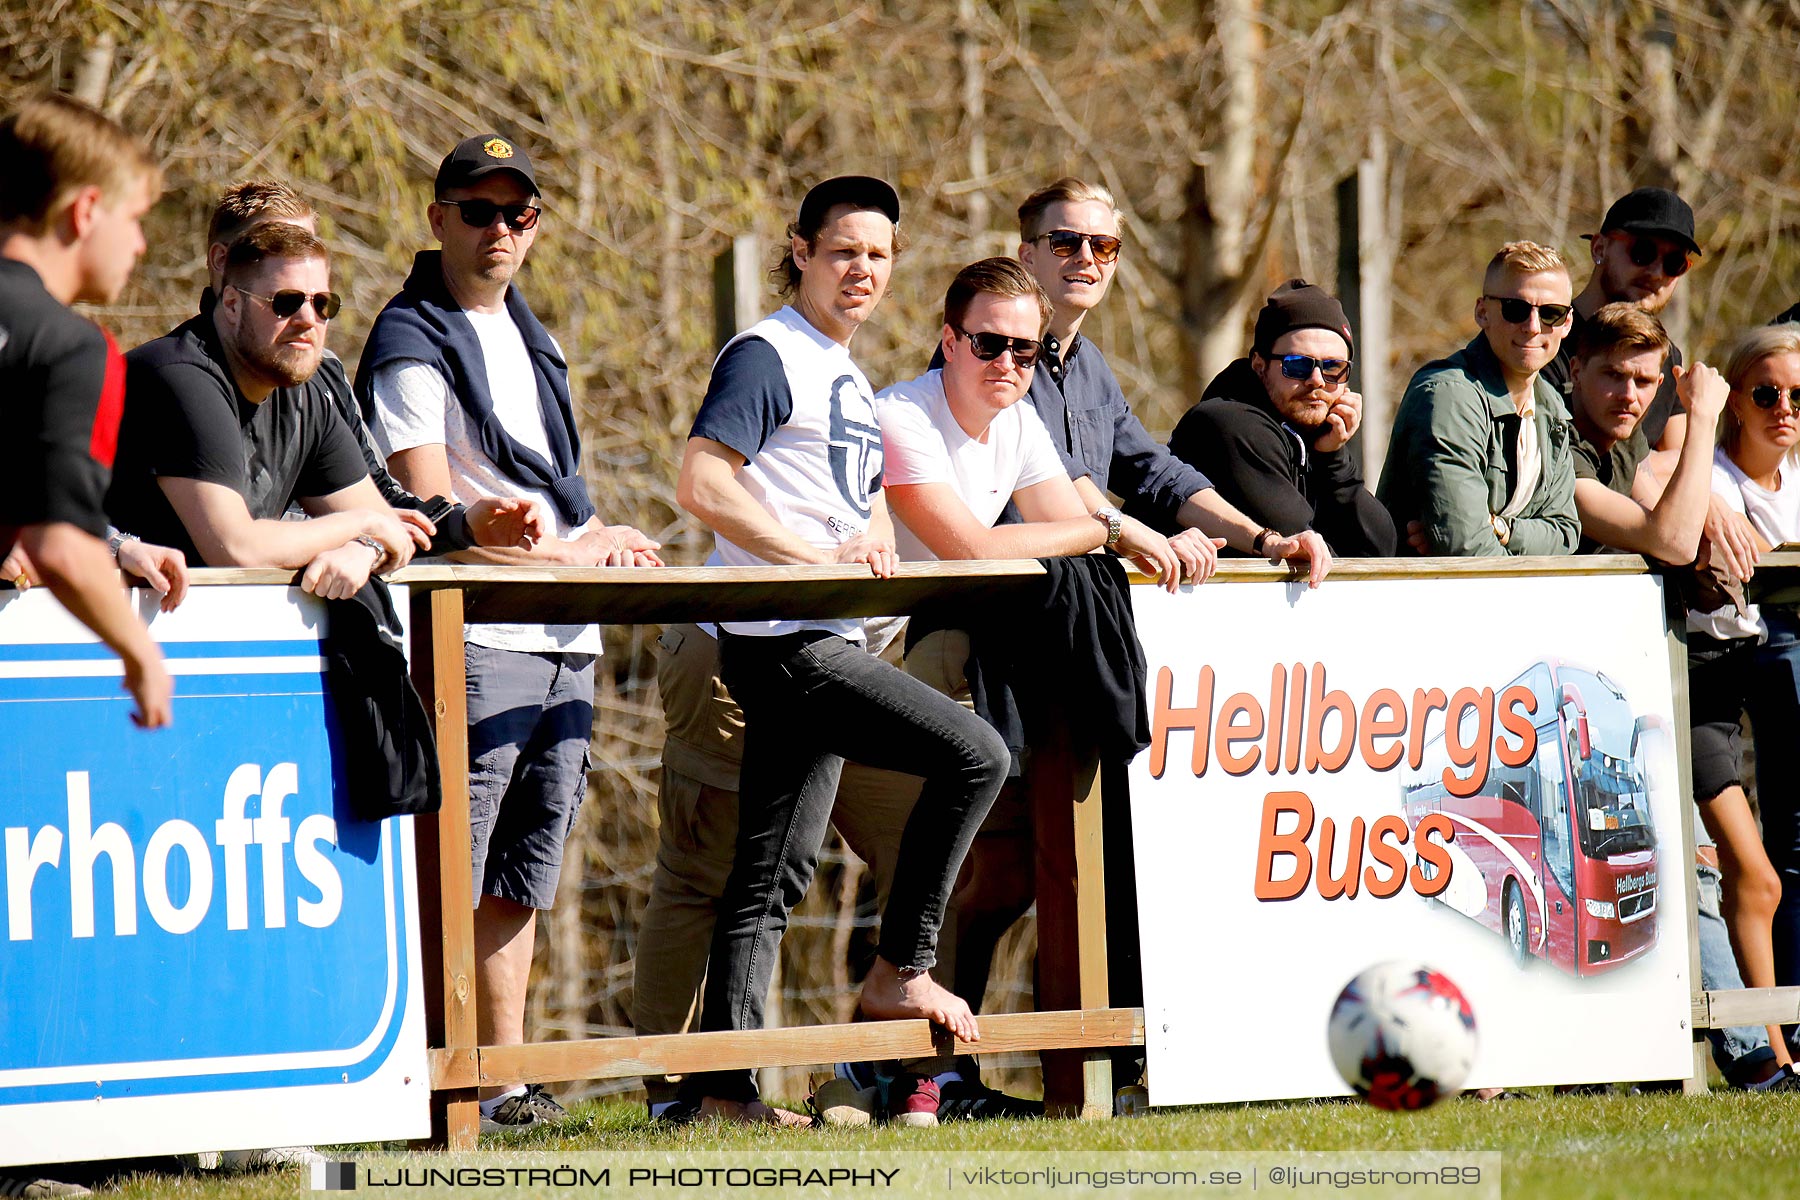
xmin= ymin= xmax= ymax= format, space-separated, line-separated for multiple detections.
xmin=1688 ymin=447 xmax=1800 ymax=642
xmin=688 ymin=305 xmax=884 ymax=640
xmin=875 ymin=369 xmax=1067 ymax=562
xmin=368 ymin=307 xmax=601 ymax=654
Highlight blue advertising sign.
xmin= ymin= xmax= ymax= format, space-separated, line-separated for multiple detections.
xmin=0 ymin=585 xmax=428 ymax=1162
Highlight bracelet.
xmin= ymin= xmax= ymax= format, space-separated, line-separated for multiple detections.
xmin=353 ymin=535 xmax=389 ymax=571
xmin=1252 ymin=527 xmax=1275 ymax=556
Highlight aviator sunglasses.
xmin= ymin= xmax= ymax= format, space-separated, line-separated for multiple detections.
xmin=231 ymin=287 xmax=341 ymax=320
xmin=1277 ymin=354 xmax=1351 ymax=385
xmin=1483 ymin=295 xmax=1573 ymax=327
xmin=954 ymin=326 xmax=1043 ymax=367
xmin=1751 ymin=384 xmax=1800 ymax=410
xmin=1621 ymin=236 xmax=1691 ymax=278
xmin=1035 ymin=229 xmax=1123 ymax=264
xmin=438 ymin=198 xmax=542 ymax=232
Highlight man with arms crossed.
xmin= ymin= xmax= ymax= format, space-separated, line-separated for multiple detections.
xmin=363 ymin=134 xmax=660 ymax=1131
xmin=1379 ymin=241 xmax=1581 ymax=557
xmin=673 ymin=176 xmax=1007 ymax=1126
xmin=0 ymin=95 xmax=172 ymax=736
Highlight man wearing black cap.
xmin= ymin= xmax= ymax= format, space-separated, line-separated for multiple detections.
xmin=665 ymin=175 xmax=1008 ymax=1126
xmin=360 ymin=133 xmax=661 ymax=1132
xmin=1540 ymin=186 xmax=1702 ymax=452
xmin=1160 ymin=279 xmax=1395 ymax=557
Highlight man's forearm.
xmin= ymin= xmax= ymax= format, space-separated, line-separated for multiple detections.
xmin=1174 ymin=487 xmax=1261 ymax=552
xmin=21 ymin=523 xmax=161 ymax=668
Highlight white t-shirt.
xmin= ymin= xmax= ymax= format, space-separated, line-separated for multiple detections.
xmin=1687 ymin=448 xmax=1800 ymax=641
xmin=689 ymin=306 xmax=884 ymax=640
xmin=367 ymin=308 xmax=601 ymax=654
xmin=875 ymin=369 xmax=1067 ymax=562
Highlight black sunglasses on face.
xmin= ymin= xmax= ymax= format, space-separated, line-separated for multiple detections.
xmin=1483 ymin=295 xmax=1573 ymax=327
xmin=439 ymin=198 xmax=541 ymax=231
xmin=1623 ymin=236 xmax=1691 ymax=278
xmin=1036 ymin=229 xmax=1123 ymax=264
xmin=1277 ymin=354 xmax=1352 ymax=385
xmin=954 ymin=326 xmax=1042 ymax=367
xmin=1751 ymin=384 xmax=1800 ymax=410
xmin=232 ymin=287 xmax=341 ymax=320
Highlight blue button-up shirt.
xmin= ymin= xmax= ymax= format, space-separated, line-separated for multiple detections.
xmin=1027 ymin=332 xmax=1211 ymax=529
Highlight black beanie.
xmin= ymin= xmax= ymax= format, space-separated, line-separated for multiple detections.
xmin=1252 ymin=279 xmax=1355 ymax=360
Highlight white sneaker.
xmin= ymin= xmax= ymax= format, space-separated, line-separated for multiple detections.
xmin=217 ymin=1146 xmax=326 ymax=1173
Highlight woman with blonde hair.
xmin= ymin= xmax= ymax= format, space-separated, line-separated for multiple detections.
xmin=1687 ymin=322 xmax=1800 ymax=1073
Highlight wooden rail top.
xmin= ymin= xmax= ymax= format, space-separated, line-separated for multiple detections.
xmin=13 ymin=551 xmax=1780 ymax=625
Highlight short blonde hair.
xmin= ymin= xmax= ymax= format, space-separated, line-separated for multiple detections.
xmin=209 ymin=180 xmax=315 ymax=248
xmin=1719 ymin=323 xmax=1800 ymax=454
xmin=0 ymin=94 xmax=161 ymax=230
xmin=1017 ymin=177 xmax=1122 ymax=241
xmin=1482 ymin=240 xmax=1569 ymax=292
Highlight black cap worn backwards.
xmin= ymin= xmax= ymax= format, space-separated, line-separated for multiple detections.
xmin=1594 ymin=186 xmax=1701 ymax=256
xmin=797 ymin=175 xmax=900 ymax=232
xmin=435 ymin=134 xmax=539 ymax=196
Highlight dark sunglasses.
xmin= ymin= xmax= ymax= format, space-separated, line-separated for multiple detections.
xmin=438 ymin=198 xmax=541 ymax=231
xmin=1036 ymin=229 xmax=1123 ymax=264
xmin=232 ymin=287 xmax=341 ymax=320
xmin=1622 ymin=236 xmax=1691 ymax=278
xmin=954 ymin=326 xmax=1042 ymax=367
xmin=1484 ymin=295 xmax=1573 ymax=327
xmin=1751 ymin=384 xmax=1800 ymax=410
xmin=1278 ymin=354 xmax=1352 ymax=385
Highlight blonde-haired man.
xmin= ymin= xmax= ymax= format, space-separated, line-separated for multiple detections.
xmin=0 ymin=94 xmax=172 ymax=729
xmin=1378 ymin=240 xmax=1581 ymax=556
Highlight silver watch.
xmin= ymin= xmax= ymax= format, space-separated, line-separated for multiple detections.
xmin=1491 ymin=513 xmax=1511 ymax=546
xmin=1092 ymin=505 xmax=1123 ymax=549
xmin=106 ymin=528 xmax=135 ymax=557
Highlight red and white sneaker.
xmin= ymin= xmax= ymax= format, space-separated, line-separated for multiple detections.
xmin=886 ymin=1074 xmax=941 ymax=1128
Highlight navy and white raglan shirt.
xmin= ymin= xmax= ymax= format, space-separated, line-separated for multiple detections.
xmin=0 ymin=259 xmax=128 ymax=549
xmin=689 ymin=305 xmax=883 ymax=641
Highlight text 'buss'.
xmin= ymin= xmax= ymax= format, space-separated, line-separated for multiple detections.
xmin=5 ymin=763 xmax=341 ymax=942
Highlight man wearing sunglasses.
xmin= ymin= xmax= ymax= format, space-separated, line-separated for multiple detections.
xmin=107 ymin=221 xmax=426 ymax=598
xmin=189 ymin=181 xmax=544 ymax=558
xmin=359 ymin=135 xmax=660 ymax=1132
xmin=1008 ymin=178 xmax=1330 ymax=590
xmin=1540 ymin=187 xmax=1702 ymax=454
xmin=1162 ymin=279 xmax=1395 ymax=558
xmin=1378 ymin=240 xmax=1581 ymax=557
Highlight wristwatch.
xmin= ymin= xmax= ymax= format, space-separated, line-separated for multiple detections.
xmin=354 ymin=535 xmax=390 ymax=572
xmin=1092 ymin=505 xmax=1123 ymax=549
xmin=1491 ymin=514 xmax=1511 ymax=546
xmin=106 ymin=528 xmax=135 ymax=557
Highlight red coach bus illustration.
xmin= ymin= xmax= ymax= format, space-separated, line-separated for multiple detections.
xmin=1402 ymin=661 xmax=1660 ymax=977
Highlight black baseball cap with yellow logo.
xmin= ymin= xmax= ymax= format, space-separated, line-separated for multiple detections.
xmin=435 ymin=134 xmax=539 ymax=196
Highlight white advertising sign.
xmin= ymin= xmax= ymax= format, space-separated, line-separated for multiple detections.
xmin=0 ymin=585 xmax=430 ymax=1163
xmin=1129 ymin=575 xmax=1692 ymax=1104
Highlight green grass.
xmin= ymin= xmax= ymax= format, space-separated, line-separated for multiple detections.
xmin=63 ymin=1091 xmax=1800 ymax=1199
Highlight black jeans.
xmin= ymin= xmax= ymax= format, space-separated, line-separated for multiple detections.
xmin=683 ymin=628 xmax=1008 ymax=1103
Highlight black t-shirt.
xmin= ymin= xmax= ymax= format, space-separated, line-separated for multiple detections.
xmin=0 ymin=258 xmax=125 ymax=544
xmin=1541 ymin=308 xmax=1684 ymax=449
xmin=106 ymin=313 xmax=367 ymax=564
xmin=1570 ymin=425 xmax=1650 ymax=553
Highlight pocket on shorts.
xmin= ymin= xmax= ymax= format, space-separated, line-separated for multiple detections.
xmin=566 ymin=747 xmax=592 ymax=841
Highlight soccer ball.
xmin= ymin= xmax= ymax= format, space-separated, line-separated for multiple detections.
xmin=1327 ymin=961 xmax=1478 ymax=1110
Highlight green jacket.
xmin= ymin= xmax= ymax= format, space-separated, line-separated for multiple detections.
xmin=1376 ymin=334 xmax=1579 ymax=557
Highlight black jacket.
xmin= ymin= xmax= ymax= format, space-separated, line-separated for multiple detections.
xmin=1137 ymin=358 xmax=1396 ymax=556
xmin=909 ymin=554 xmax=1149 ymax=776
xmin=324 ymin=582 xmax=441 ymax=821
